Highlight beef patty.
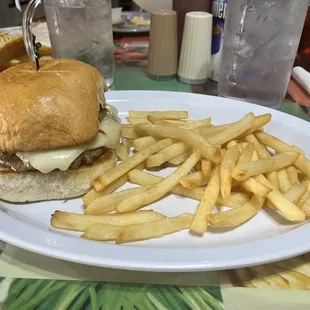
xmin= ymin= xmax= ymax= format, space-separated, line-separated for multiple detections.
xmin=0 ymin=147 xmax=108 ymax=172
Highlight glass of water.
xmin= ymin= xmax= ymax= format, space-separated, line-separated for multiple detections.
xmin=22 ymin=0 xmax=115 ymax=87
xmin=218 ymin=0 xmax=309 ymax=109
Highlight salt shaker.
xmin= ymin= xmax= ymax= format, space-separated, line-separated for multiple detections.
xmin=178 ymin=12 xmax=213 ymax=84
xmin=147 ymin=10 xmax=178 ymax=80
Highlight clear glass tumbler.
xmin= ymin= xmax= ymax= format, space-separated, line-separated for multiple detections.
xmin=218 ymin=0 xmax=309 ymax=109
xmin=22 ymin=0 xmax=115 ymax=87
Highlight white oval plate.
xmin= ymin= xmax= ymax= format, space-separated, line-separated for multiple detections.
xmin=0 ymin=91 xmax=310 ymax=272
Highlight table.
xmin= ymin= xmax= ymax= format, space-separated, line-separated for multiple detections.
xmin=1 ymin=37 xmax=310 ymax=310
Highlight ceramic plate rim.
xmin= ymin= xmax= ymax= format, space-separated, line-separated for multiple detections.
xmin=0 ymin=90 xmax=310 ymax=272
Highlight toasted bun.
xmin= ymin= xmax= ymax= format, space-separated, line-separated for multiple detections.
xmin=0 ymin=151 xmax=115 ymax=202
xmin=0 ymin=58 xmax=108 ymax=152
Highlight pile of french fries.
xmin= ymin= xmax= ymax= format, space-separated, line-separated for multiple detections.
xmin=51 ymin=110 xmax=310 ymax=244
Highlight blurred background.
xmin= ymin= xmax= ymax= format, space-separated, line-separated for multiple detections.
xmin=0 ymin=0 xmax=143 ymax=28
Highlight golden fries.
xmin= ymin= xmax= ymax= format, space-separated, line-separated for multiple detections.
xmin=168 ymin=151 xmax=191 ymax=165
xmin=147 ymin=141 xmax=190 ymax=167
xmin=180 ymin=171 xmax=210 ymax=190
xmin=239 ymin=177 xmax=273 ymax=197
xmin=51 ymin=110 xmax=310 ymax=245
xmin=116 ymin=214 xmax=194 ymax=244
xmin=85 ymin=185 xmax=152 ymax=215
xmin=51 ymin=210 xmax=165 ymax=232
xmin=129 ymin=110 xmax=188 ymax=119
xmin=208 ymin=113 xmax=255 ymax=145
xmin=117 ymin=151 xmax=201 ymax=213
xmin=126 ymin=117 xmax=150 ymax=125
xmin=209 ymin=195 xmax=265 ymax=228
xmin=287 ymin=166 xmax=299 ymax=184
xmin=132 ymin=136 xmax=158 ymax=151
xmin=83 ymin=174 xmax=128 ymax=206
xmin=283 ymin=183 xmax=307 ymax=205
xmin=201 ymin=159 xmax=212 ymax=176
xmin=256 ymin=175 xmax=305 ymax=221
xmin=277 ymin=168 xmax=291 ymax=193
xmin=190 ymin=166 xmax=220 ymax=234
xmin=220 ymin=145 xmax=240 ymax=200
xmin=82 ymin=224 xmax=123 ymax=241
xmin=237 ymin=143 xmax=254 ymax=165
xmin=232 ymin=152 xmax=299 ymax=181
xmin=135 ymin=124 xmax=220 ymax=163
xmin=93 ymin=138 xmax=174 ymax=191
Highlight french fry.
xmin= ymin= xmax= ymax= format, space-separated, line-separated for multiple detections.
xmin=256 ymin=175 xmax=305 ymax=221
xmin=266 ymin=171 xmax=279 ymax=191
xmin=220 ymin=145 xmax=240 ymax=200
xmin=251 ymin=149 xmax=259 ymax=161
xmin=132 ymin=136 xmax=158 ymax=151
xmin=190 ymin=166 xmax=220 ymax=234
xmin=116 ymin=214 xmax=194 ymax=244
xmin=287 ymin=166 xmax=299 ymax=184
xmin=208 ymin=113 xmax=255 ymax=146
xmin=197 ymin=123 xmax=231 ymax=138
xmin=244 ymin=133 xmax=270 ymax=159
xmin=147 ymin=141 xmax=190 ymax=167
xmin=239 ymin=113 xmax=272 ymax=137
xmin=277 ymin=168 xmax=291 ymax=193
xmin=135 ymin=124 xmax=220 ymax=164
xmin=290 ymin=145 xmax=305 ymax=155
xmin=122 ymin=125 xmax=141 ymax=139
xmin=236 ymin=143 xmax=254 ymax=165
xmin=168 ymin=151 xmax=191 ymax=165
xmin=300 ymin=197 xmax=310 ymax=216
xmin=148 ymin=116 xmax=211 ymax=130
xmin=294 ymin=155 xmax=310 ymax=179
xmin=209 ymin=195 xmax=265 ymax=228
xmin=301 ymin=177 xmax=310 ymax=191
xmin=297 ymin=191 xmax=309 ymax=207
xmin=283 ymin=183 xmax=307 ymax=204
xmin=93 ymin=138 xmax=174 ymax=191
xmin=81 ymin=223 xmax=123 ymax=241
xmin=226 ymin=140 xmax=241 ymax=151
xmin=201 ymin=159 xmax=212 ymax=176
xmin=126 ymin=117 xmax=150 ymax=125
xmin=255 ymin=131 xmax=310 ymax=179
xmin=85 ymin=185 xmax=152 ymax=215
xmin=83 ymin=174 xmax=128 ymax=207
xmin=242 ymin=135 xmax=279 ymax=188
xmin=51 ymin=210 xmax=165 ymax=232
xmin=231 ymin=152 xmax=299 ymax=181
xmin=239 ymin=177 xmax=273 ymax=197
xmin=128 ymin=169 xmax=249 ymax=207
xmin=180 ymin=171 xmax=210 ymax=190
xmin=217 ymin=192 xmax=250 ymax=208
xmin=117 ymin=151 xmax=201 ymax=213
xmin=129 ymin=110 xmax=188 ymax=120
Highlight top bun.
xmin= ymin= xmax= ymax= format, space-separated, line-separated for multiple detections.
xmin=0 ymin=58 xmax=107 ymax=152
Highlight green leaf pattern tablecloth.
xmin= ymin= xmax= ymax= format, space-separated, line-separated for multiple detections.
xmin=1 ymin=41 xmax=310 ymax=310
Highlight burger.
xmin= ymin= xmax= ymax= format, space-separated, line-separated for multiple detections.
xmin=0 ymin=58 xmax=121 ymax=202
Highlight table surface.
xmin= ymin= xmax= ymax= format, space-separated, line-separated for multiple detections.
xmin=1 ymin=36 xmax=310 ymax=310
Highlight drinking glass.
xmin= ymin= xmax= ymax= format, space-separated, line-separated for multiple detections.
xmin=218 ymin=0 xmax=309 ymax=109
xmin=22 ymin=0 xmax=115 ymax=87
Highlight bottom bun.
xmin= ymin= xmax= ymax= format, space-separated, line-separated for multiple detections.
xmin=0 ymin=151 xmax=116 ymax=202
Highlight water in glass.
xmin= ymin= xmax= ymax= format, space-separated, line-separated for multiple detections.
xmin=218 ymin=0 xmax=309 ymax=109
xmin=44 ymin=0 xmax=115 ymax=87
